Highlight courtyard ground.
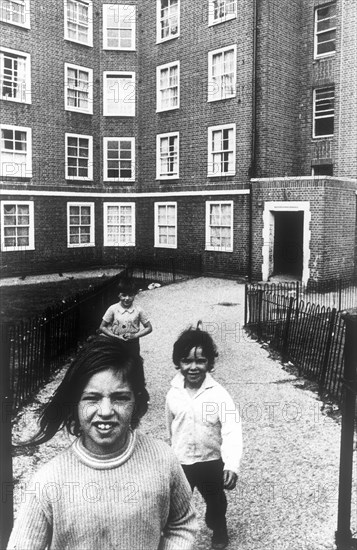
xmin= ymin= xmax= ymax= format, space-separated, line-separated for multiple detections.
xmin=11 ymin=276 xmax=355 ymax=549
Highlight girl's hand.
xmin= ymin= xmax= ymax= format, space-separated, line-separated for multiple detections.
xmin=223 ymin=470 xmax=237 ymax=490
xmin=123 ymin=333 xmax=137 ymax=341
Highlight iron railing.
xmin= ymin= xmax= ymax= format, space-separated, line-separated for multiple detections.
xmin=245 ymin=286 xmax=346 ymax=402
xmin=124 ymin=254 xmax=203 ymax=284
xmin=246 ymin=278 xmax=357 ymax=312
xmin=2 ymin=274 xmax=122 ymax=413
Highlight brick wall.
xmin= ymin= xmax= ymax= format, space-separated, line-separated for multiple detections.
xmin=138 ymin=0 xmax=254 ymax=191
xmin=0 ymin=191 xmax=250 ymax=278
xmin=251 ymin=177 xmax=357 ymax=282
xmin=254 ymin=0 xmax=302 ymax=178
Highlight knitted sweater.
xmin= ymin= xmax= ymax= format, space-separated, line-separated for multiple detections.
xmin=7 ymin=431 xmax=197 ymax=550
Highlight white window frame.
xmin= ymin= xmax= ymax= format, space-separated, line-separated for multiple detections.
xmin=103 ymin=4 xmax=136 ymax=50
xmin=156 ymin=0 xmax=180 ymax=43
xmin=64 ymin=0 xmax=93 ymax=47
xmin=103 ymin=202 xmax=136 ymax=247
xmin=103 ymin=137 xmax=135 ymax=182
xmin=103 ymin=71 xmax=135 ymax=117
xmin=154 ymin=202 xmax=177 ymax=249
xmin=207 ymin=123 xmax=236 ymax=177
xmin=156 ymin=132 xmax=179 ymax=180
xmin=1 ymin=200 xmax=34 ymax=252
xmin=0 ymin=47 xmax=31 ymax=103
xmin=65 ymin=133 xmax=93 ymax=180
xmin=0 ymin=0 xmax=30 ymax=28
xmin=0 ymin=124 xmax=32 ymax=178
xmin=67 ymin=202 xmax=95 ymax=248
xmin=205 ymin=200 xmax=233 ymax=252
xmin=313 ymin=87 xmax=335 ymax=138
xmin=156 ymin=61 xmax=180 ymax=112
xmin=64 ymin=63 xmax=93 ymax=114
xmin=208 ymin=0 xmax=237 ymax=26
xmin=208 ymin=45 xmax=237 ymax=102
xmin=314 ymin=3 xmax=336 ymax=59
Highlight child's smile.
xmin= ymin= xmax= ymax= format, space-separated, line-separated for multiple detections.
xmin=119 ymin=293 xmax=135 ymax=309
xmin=179 ymin=346 xmax=209 ymax=389
xmin=78 ymin=368 xmax=135 ymax=455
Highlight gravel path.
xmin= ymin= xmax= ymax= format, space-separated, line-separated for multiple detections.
xmin=11 ymin=277 xmax=352 ymax=549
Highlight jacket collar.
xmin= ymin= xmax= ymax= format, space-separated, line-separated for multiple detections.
xmin=171 ymin=371 xmax=218 ymax=392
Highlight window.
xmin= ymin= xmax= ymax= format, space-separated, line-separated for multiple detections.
xmin=65 ymin=63 xmax=93 ymax=114
xmin=67 ymin=202 xmax=94 ymax=247
xmin=103 ymin=72 xmax=135 ymax=116
xmin=157 ymin=61 xmax=179 ymax=112
xmin=103 ymin=137 xmax=135 ymax=182
xmin=313 ymin=87 xmax=334 ymax=138
xmin=0 ymin=125 xmax=32 ymax=178
xmin=103 ymin=202 xmax=135 ymax=246
xmin=208 ymin=45 xmax=236 ymax=101
xmin=312 ymin=164 xmax=333 ymax=176
xmin=0 ymin=48 xmax=31 ymax=103
xmin=0 ymin=0 xmax=30 ymax=28
xmin=208 ymin=124 xmax=236 ymax=177
xmin=205 ymin=201 xmax=233 ymax=252
xmin=314 ymin=3 xmax=336 ymax=58
xmin=65 ymin=133 xmax=93 ymax=180
xmin=155 ymin=202 xmax=177 ymax=248
xmin=103 ymin=4 xmax=136 ymax=50
xmin=64 ymin=0 xmax=93 ymax=46
xmin=1 ymin=201 xmax=34 ymax=251
xmin=208 ymin=0 xmax=237 ymax=26
xmin=157 ymin=0 xmax=179 ymax=43
xmin=157 ymin=132 xmax=179 ymax=179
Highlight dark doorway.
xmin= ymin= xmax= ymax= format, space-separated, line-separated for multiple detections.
xmin=273 ymin=211 xmax=303 ymax=277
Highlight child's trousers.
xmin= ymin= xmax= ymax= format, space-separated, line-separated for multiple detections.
xmin=182 ymin=459 xmax=227 ymax=531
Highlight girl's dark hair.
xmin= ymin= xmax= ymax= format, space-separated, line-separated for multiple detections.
xmin=172 ymin=326 xmax=218 ymax=371
xmin=25 ymin=337 xmax=149 ymax=446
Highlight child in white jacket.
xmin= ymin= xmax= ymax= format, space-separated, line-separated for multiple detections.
xmin=166 ymin=326 xmax=242 ymax=550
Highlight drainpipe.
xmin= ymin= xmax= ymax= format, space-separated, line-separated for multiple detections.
xmin=248 ymin=0 xmax=258 ymax=282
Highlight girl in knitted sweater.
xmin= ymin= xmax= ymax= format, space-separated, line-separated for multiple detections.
xmin=7 ymin=337 xmax=197 ymax=550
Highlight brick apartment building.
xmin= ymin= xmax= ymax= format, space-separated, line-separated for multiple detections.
xmin=0 ymin=0 xmax=356 ymax=283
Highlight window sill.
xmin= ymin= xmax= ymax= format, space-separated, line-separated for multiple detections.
xmin=208 ymin=15 xmax=237 ymax=27
xmin=64 ymin=38 xmax=93 ymax=48
xmin=156 ymin=106 xmax=180 ymax=113
xmin=205 ymin=247 xmax=233 ymax=253
xmin=156 ymin=35 xmax=180 ymax=45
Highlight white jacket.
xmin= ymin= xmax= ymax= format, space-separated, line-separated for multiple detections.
xmin=165 ymin=372 xmax=242 ymax=474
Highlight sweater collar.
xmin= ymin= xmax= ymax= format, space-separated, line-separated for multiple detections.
xmin=72 ymin=429 xmax=136 ymax=469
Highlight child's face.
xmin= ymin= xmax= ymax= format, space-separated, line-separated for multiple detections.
xmin=119 ymin=292 xmax=135 ymax=309
xmin=179 ymin=346 xmax=210 ymax=389
xmin=78 ymin=367 xmax=135 ymax=455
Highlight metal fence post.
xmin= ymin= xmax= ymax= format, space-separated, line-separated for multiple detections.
xmin=295 ymin=281 xmax=300 ymax=318
xmin=319 ymin=308 xmax=337 ymax=391
xmin=257 ymin=289 xmax=263 ymax=340
xmin=0 ymin=322 xmax=14 ymax=549
xmin=170 ymin=256 xmax=176 ymax=283
xmin=336 ymin=308 xmax=357 ymax=548
xmin=282 ymin=297 xmax=294 ymax=362
xmin=338 ymin=279 xmax=342 ymax=312
xmin=244 ymin=284 xmax=248 ymax=327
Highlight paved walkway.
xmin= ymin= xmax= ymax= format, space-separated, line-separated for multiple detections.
xmin=12 ymin=277 xmax=348 ymax=549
